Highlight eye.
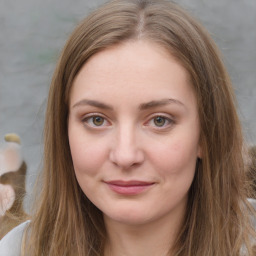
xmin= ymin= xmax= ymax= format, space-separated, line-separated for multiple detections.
xmin=91 ymin=116 xmax=105 ymax=126
xmin=153 ymin=116 xmax=167 ymax=127
xmin=82 ymin=115 xmax=110 ymax=128
xmin=145 ymin=115 xmax=174 ymax=129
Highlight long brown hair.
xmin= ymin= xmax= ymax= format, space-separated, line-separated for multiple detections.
xmin=23 ymin=0 xmax=256 ymax=255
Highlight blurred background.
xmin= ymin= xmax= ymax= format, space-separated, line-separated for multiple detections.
xmin=0 ymin=0 xmax=255 ymax=212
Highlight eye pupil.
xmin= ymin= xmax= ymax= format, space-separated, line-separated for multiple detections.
xmin=154 ymin=116 xmax=165 ymax=127
xmin=93 ymin=116 xmax=104 ymax=126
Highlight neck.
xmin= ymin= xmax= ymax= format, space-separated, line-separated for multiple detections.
xmin=104 ymin=211 xmax=184 ymax=256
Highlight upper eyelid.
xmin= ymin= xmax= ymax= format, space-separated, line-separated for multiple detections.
xmin=80 ymin=112 xmax=175 ymax=119
xmin=148 ymin=116 xmax=173 ymax=124
xmin=145 ymin=112 xmax=175 ymax=121
xmin=81 ymin=112 xmax=109 ymax=120
xmin=144 ymin=114 xmax=175 ymax=127
xmin=80 ymin=112 xmax=175 ymax=123
xmin=81 ymin=113 xmax=111 ymax=125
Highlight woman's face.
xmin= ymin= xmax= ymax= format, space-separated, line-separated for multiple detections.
xmin=68 ymin=40 xmax=201 ymax=226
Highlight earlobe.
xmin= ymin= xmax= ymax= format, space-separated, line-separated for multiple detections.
xmin=197 ymin=145 xmax=202 ymax=159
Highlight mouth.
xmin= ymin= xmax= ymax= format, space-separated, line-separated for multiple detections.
xmin=104 ymin=180 xmax=155 ymax=195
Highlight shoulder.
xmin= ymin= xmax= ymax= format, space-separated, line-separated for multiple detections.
xmin=0 ymin=220 xmax=30 ymax=256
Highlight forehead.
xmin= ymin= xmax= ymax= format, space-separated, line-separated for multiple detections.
xmin=78 ymin=40 xmax=187 ymax=77
xmin=70 ymin=40 xmax=196 ymax=110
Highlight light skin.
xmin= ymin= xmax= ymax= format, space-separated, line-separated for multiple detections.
xmin=68 ymin=40 xmax=201 ymax=256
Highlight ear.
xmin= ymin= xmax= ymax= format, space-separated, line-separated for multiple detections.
xmin=0 ymin=143 xmax=22 ymax=176
xmin=0 ymin=184 xmax=15 ymax=216
xmin=197 ymin=144 xmax=202 ymax=159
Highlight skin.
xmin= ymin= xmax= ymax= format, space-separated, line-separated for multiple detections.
xmin=68 ymin=40 xmax=201 ymax=255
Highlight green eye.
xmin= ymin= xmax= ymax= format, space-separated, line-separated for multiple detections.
xmin=153 ymin=116 xmax=166 ymax=127
xmin=92 ymin=116 xmax=104 ymax=126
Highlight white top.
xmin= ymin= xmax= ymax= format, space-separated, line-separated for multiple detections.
xmin=0 ymin=200 xmax=255 ymax=255
xmin=0 ymin=220 xmax=30 ymax=256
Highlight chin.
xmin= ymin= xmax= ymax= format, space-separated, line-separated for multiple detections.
xmin=103 ymin=208 xmax=155 ymax=226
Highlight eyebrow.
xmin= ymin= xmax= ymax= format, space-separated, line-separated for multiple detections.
xmin=72 ymin=98 xmax=185 ymax=110
xmin=72 ymin=99 xmax=113 ymax=110
xmin=139 ymin=98 xmax=185 ymax=110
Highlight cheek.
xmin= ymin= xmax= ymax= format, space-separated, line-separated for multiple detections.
xmin=149 ymin=136 xmax=199 ymax=175
xmin=152 ymin=140 xmax=198 ymax=201
xmin=69 ymin=134 xmax=108 ymax=177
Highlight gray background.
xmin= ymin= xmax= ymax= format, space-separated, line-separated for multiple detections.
xmin=0 ymin=0 xmax=255 ymax=212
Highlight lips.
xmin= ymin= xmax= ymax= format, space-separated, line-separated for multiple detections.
xmin=104 ymin=180 xmax=155 ymax=195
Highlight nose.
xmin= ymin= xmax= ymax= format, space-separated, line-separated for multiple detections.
xmin=109 ymin=125 xmax=144 ymax=169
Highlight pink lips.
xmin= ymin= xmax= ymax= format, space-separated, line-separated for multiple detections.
xmin=104 ymin=180 xmax=155 ymax=195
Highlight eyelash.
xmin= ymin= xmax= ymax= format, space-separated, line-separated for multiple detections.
xmin=82 ymin=114 xmax=111 ymax=128
xmin=81 ymin=114 xmax=175 ymax=130
xmin=144 ymin=115 xmax=174 ymax=129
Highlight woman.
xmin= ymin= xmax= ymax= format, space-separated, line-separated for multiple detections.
xmin=0 ymin=0 xmax=255 ymax=255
